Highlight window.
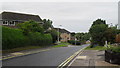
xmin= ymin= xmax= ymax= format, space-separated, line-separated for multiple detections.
xmin=9 ymin=21 xmax=15 ymax=26
xmin=3 ymin=21 xmax=8 ymax=25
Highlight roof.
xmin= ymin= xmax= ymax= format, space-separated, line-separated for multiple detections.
xmin=1 ymin=11 xmax=42 ymax=22
xmin=54 ymin=28 xmax=71 ymax=34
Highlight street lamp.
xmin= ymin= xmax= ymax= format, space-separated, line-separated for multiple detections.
xmin=75 ymin=35 xmax=77 ymax=45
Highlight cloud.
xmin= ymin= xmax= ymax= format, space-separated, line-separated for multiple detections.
xmin=0 ymin=0 xmax=119 ymax=2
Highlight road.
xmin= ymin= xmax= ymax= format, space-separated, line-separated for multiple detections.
xmin=2 ymin=44 xmax=89 ymax=66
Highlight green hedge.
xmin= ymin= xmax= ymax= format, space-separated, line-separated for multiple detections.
xmin=2 ymin=26 xmax=53 ymax=50
xmin=2 ymin=26 xmax=27 ymax=50
xmin=28 ymin=32 xmax=52 ymax=46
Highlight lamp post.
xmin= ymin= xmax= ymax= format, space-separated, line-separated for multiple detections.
xmin=75 ymin=35 xmax=77 ymax=45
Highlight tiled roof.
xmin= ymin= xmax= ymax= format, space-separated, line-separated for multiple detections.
xmin=54 ymin=28 xmax=71 ymax=34
xmin=1 ymin=11 xmax=42 ymax=22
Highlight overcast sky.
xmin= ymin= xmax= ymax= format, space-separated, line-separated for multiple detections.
xmin=1 ymin=2 xmax=118 ymax=32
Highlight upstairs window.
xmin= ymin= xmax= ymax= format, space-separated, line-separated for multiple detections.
xmin=9 ymin=21 xmax=15 ymax=26
xmin=3 ymin=21 xmax=8 ymax=25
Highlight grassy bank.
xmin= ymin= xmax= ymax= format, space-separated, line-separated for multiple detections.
xmin=85 ymin=45 xmax=106 ymax=50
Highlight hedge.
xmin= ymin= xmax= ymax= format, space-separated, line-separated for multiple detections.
xmin=107 ymin=46 xmax=120 ymax=53
xmin=2 ymin=26 xmax=53 ymax=50
xmin=68 ymin=40 xmax=81 ymax=45
xmin=28 ymin=32 xmax=52 ymax=46
xmin=2 ymin=26 xmax=27 ymax=50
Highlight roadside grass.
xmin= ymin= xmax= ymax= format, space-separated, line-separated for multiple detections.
xmin=52 ymin=42 xmax=70 ymax=48
xmin=2 ymin=46 xmax=42 ymax=54
xmin=2 ymin=42 xmax=70 ymax=54
xmin=85 ymin=45 xmax=107 ymax=50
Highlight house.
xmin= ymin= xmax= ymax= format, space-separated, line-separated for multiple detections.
xmin=54 ymin=28 xmax=71 ymax=42
xmin=0 ymin=11 xmax=43 ymax=27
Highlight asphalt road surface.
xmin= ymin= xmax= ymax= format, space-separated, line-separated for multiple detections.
xmin=2 ymin=44 xmax=89 ymax=66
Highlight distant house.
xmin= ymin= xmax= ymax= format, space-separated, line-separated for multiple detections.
xmin=0 ymin=11 xmax=43 ymax=27
xmin=54 ymin=28 xmax=71 ymax=42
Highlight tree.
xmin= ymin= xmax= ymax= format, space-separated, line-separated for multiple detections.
xmin=43 ymin=19 xmax=53 ymax=30
xmin=104 ymin=26 xmax=118 ymax=43
xmin=47 ymin=29 xmax=58 ymax=43
xmin=81 ymin=33 xmax=91 ymax=41
xmin=76 ymin=33 xmax=82 ymax=41
xmin=92 ymin=19 xmax=106 ymax=26
xmin=71 ymin=32 xmax=76 ymax=36
xmin=116 ymin=29 xmax=120 ymax=34
xmin=17 ymin=20 xmax=44 ymax=35
xmin=76 ymin=32 xmax=91 ymax=44
xmin=89 ymin=19 xmax=108 ymax=46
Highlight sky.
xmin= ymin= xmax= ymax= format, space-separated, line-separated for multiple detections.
xmin=1 ymin=1 xmax=118 ymax=32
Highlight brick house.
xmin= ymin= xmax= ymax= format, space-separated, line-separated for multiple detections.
xmin=0 ymin=11 xmax=43 ymax=27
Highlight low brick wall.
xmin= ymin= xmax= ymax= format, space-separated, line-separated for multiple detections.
xmin=105 ymin=50 xmax=120 ymax=64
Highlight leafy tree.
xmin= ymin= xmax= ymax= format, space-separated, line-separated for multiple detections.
xmin=47 ymin=29 xmax=58 ymax=43
xmin=116 ymin=29 xmax=120 ymax=34
xmin=76 ymin=32 xmax=90 ymax=44
xmin=104 ymin=26 xmax=118 ymax=43
xmin=89 ymin=19 xmax=108 ymax=46
xmin=92 ymin=19 xmax=106 ymax=26
xmin=43 ymin=19 xmax=53 ymax=30
xmin=76 ymin=33 xmax=84 ymax=41
xmin=81 ymin=33 xmax=91 ymax=41
xmin=71 ymin=32 xmax=76 ymax=36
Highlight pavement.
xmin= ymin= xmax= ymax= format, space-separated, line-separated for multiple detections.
xmin=2 ymin=44 xmax=89 ymax=66
xmin=69 ymin=50 xmax=120 ymax=67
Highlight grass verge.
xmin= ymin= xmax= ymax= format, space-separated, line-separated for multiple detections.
xmin=2 ymin=46 xmax=42 ymax=54
xmin=2 ymin=42 xmax=70 ymax=54
xmin=85 ymin=45 xmax=106 ymax=50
